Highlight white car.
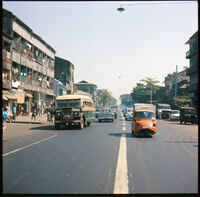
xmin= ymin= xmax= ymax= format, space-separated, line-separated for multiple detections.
xmin=125 ymin=112 xmax=133 ymax=121
xmin=169 ymin=110 xmax=180 ymax=121
xmin=125 ymin=108 xmax=133 ymax=120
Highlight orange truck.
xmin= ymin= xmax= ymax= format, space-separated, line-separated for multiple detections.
xmin=131 ymin=103 xmax=157 ymax=136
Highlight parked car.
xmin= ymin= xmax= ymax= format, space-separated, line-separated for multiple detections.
xmin=169 ymin=110 xmax=180 ymax=121
xmin=180 ymin=107 xmax=197 ymax=124
xmin=98 ymin=112 xmax=114 ymax=122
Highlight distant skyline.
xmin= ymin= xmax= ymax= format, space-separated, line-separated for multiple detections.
xmin=3 ymin=1 xmax=198 ymax=103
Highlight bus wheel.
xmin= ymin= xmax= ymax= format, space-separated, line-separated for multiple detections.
xmin=55 ymin=123 xmax=60 ymax=130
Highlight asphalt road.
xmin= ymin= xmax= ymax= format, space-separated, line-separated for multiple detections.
xmin=2 ymin=113 xmax=198 ymax=194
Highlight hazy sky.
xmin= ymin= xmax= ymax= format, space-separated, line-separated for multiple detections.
xmin=3 ymin=1 xmax=198 ymax=103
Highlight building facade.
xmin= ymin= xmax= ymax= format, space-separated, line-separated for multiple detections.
xmin=164 ymin=69 xmax=190 ymax=104
xmin=74 ymin=80 xmax=97 ymax=101
xmin=54 ymin=79 xmax=67 ymax=97
xmin=185 ymin=31 xmax=198 ymax=108
xmin=2 ymin=8 xmax=56 ymax=115
xmin=55 ymin=56 xmax=74 ymax=94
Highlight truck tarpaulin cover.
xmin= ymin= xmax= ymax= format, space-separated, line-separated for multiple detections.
xmin=133 ymin=103 xmax=156 ymax=112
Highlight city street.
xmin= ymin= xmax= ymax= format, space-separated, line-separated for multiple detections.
xmin=3 ymin=113 xmax=198 ymax=194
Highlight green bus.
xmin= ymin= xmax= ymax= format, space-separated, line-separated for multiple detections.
xmin=54 ymin=94 xmax=95 ymax=129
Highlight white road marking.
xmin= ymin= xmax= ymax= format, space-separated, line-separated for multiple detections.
xmin=122 ymin=127 xmax=126 ymax=131
xmin=123 ymin=122 xmax=126 ymax=126
xmin=113 ymin=134 xmax=129 ymax=194
xmin=3 ymin=135 xmax=58 ymax=157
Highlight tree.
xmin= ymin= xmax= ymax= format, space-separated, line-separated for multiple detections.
xmin=97 ymin=89 xmax=116 ymax=108
xmin=120 ymin=94 xmax=132 ymax=106
xmin=171 ymin=96 xmax=191 ymax=109
xmin=131 ymin=77 xmax=168 ymax=104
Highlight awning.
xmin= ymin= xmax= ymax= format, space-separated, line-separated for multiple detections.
xmin=3 ymin=90 xmax=17 ymax=100
xmin=26 ymin=93 xmax=33 ymax=98
xmin=2 ymin=95 xmax=8 ymax=100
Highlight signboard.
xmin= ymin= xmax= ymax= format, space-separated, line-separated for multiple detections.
xmin=17 ymin=93 xmax=25 ymax=104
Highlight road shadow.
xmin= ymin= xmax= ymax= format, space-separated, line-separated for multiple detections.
xmin=29 ymin=124 xmax=83 ymax=131
xmin=164 ymin=141 xmax=198 ymax=144
xmin=109 ymin=132 xmax=152 ymax=138
xmin=30 ymin=125 xmax=55 ymax=130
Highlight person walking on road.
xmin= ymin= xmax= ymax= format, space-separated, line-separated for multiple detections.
xmin=31 ymin=105 xmax=37 ymax=121
xmin=49 ymin=105 xmax=55 ymax=123
xmin=2 ymin=107 xmax=10 ymax=132
xmin=12 ymin=104 xmax=17 ymax=121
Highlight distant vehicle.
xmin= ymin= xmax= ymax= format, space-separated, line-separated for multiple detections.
xmin=125 ymin=111 xmax=133 ymax=121
xmin=156 ymin=103 xmax=171 ymax=119
xmin=169 ymin=110 xmax=180 ymax=121
xmin=55 ymin=94 xmax=95 ymax=129
xmin=111 ymin=106 xmax=118 ymax=119
xmin=95 ymin=109 xmax=100 ymax=118
xmin=124 ymin=108 xmax=133 ymax=118
xmin=180 ymin=107 xmax=197 ymax=124
xmin=98 ymin=112 xmax=114 ymax=122
xmin=113 ymin=111 xmax=117 ymax=119
xmin=132 ymin=103 xmax=157 ymax=136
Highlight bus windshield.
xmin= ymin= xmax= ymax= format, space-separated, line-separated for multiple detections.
xmin=57 ymin=102 xmax=80 ymax=108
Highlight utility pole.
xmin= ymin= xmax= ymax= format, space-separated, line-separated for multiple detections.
xmin=150 ymin=86 xmax=152 ymax=104
xmin=175 ymin=65 xmax=178 ymax=98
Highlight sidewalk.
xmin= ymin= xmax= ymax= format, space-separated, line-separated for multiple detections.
xmin=10 ymin=114 xmax=52 ymax=124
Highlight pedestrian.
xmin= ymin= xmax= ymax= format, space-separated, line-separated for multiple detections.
xmin=31 ymin=105 xmax=37 ymax=121
xmin=12 ymin=104 xmax=17 ymax=121
xmin=2 ymin=107 xmax=10 ymax=132
xmin=50 ymin=105 xmax=55 ymax=123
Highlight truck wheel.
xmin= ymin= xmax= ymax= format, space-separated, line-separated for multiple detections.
xmin=55 ymin=123 xmax=60 ymax=130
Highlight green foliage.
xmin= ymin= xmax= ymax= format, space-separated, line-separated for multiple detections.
xmin=131 ymin=77 xmax=168 ymax=103
xmin=97 ymin=89 xmax=117 ymax=107
xmin=120 ymin=94 xmax=132 ymax=106
xmin=171 ymin=96 xmax=191 ymax=109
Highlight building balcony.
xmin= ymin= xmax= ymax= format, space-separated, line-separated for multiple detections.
xmin=186 ymin=65 xmax=198 ymax=76
xmin=2 ymin=78 xmax=11 ymax=89
xmin=186 ymin=46 xmax=198 ymax=59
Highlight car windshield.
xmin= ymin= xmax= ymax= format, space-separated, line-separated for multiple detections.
xmin=172 ymin=110 xmax=180 ymax=114
xmin=136 ymin=112 xmax=155 ymax=119
xmin=99 ymin=113 xmax=112 ymax=117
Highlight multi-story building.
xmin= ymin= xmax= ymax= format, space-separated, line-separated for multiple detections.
xmin=54 ymin=79 xmax=67 ymax=97
xmin=185 ymin=31 xmax=198 ymax=107
xmin=164 ymin=69 xmax=190 ymax=104
xmin=55 ymin=56 xmax=74 ymax=94
xmin=74 ymin=80 xmax=97 ymax=101
xmin=3 ymin=8 xmax=56 ymax=114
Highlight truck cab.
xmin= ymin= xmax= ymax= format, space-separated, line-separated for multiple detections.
xmin=156 ymin=104 xmax=171 ymax=119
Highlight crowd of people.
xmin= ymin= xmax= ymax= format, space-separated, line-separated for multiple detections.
xmin=2 ymin=103 xmax=56 ymax=132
